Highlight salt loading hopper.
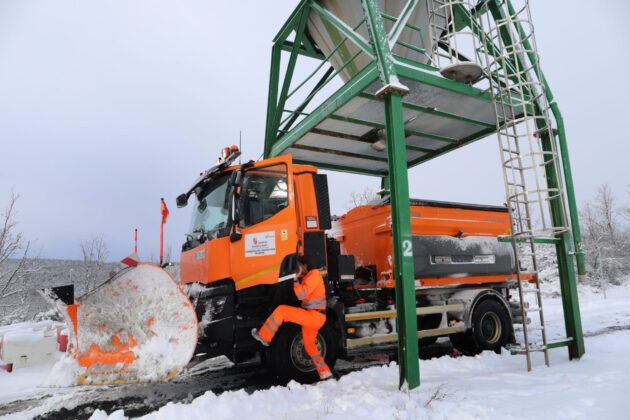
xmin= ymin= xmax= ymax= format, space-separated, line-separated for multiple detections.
xmin=265 ymin=0 xmax=513 ymax=174
xmin=265 ymin=0 xmax=585 ymax=389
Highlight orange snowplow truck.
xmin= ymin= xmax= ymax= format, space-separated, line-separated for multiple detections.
xmin=175 ymin=146 xmax=525 ymax=383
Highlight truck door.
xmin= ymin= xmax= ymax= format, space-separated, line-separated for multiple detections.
xmin=230 ymin=155 xmax=297 ymax=291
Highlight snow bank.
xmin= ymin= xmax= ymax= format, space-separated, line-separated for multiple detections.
xmin=86 ymin=285 xmax=630 ymax=420
xmin=40 ymin=354 xmax=85 ymax=387
xmin=2 ymin=285 xmax=629 ymax=420
xmin=87 ymin=328 xmax=628 ymax=420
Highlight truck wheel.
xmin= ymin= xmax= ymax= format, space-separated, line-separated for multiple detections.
xmin=267 ymin=322 xmax=338 ymax=384
xmin=450 ymin=299 xmax=510 ymax=355
xmin=449 ymin=331 xmax=480 ymax=356
xmin=471 ymin=299 xmax=510 ymax=353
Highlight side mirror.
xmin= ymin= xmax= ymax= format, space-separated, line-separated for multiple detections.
xmin=230 ymin=229 xmax=242 ymax=242
xmin=176 ymin=194 xmax=188 ymax=208
xmin=231 ymin=192 xmax=240 ymax=225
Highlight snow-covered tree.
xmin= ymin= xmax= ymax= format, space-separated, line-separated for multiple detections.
xmin=579 ymin=184 xmax=630 ymax=286
xmin=345 ymin=186 xmax=379 ymax=210
xmin=0 ymin=191 xmax=40 ymax=321
xmin=79 ymin=235 xmax=109 ymax=293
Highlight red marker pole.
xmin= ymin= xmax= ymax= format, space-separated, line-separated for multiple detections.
xmin=160 ymin=223 xmax=164 ymax=266
xmin=160 ymin=198 xmax=169 ymax=266
xmin=134 ymin=229 xmax=138 ymax=254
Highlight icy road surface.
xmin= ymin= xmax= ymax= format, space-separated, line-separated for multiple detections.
xmin=1 ymin=285 xmax=629 ymax=420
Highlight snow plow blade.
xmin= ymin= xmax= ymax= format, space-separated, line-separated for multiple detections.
xmin=40 ymin=264 xmax=198 ymax=385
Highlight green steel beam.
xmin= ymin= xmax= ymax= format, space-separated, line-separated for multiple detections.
xmin=362 ymin=0 xmax=407 ymax=95
xmin=362 ymin=0 xmax=419 ymax=390
xmin=383 ymin=91 xmax=420 ymax=390
xmin=280 ymin=40 xmax=325 ymax=60
xmin=310 ymin=1 xmax=374 ymax=59
xmin=387 ymin=0 xmax=419 ymax=50
xmin=390 ymin=55 xmax=437 ymax=73
xmin=381 ymin=176 xmax=390 ymax=190
xmin=264 ymin=44 xmax=282 ymax=158
xmin=281 ymin=67 xmax=335 ymax=135
xmin=269 ymin=63 xmax=380 ymax=157
xmin=269 ymin=7 xmax=310 ymax=159
xmin=395 ymin=62 xmax=494 ymax=103
xmin=539 ymin=131 xmax=585 ymax=359
xmin=546 ymin=338 xmax=574 ymax=350
xmin=273 ymin=0 xmax=309 ymax=43
xmin=407 ymin=126 xmax=496 ymax=167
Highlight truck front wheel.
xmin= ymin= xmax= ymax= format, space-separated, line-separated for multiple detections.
xmin=267 ymin=322 xmax=338 ymax=384
xmin=450 ymin=299 xmax=510 ymax=355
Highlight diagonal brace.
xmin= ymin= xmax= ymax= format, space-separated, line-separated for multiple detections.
xmin=310 ymin=1 xmax=375 ymax=59
xmin=388 ymin=0 xmax=419 ymax=50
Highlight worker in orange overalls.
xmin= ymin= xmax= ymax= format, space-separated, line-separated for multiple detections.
xmin=252 ymin=255 xmax=333 ymax=381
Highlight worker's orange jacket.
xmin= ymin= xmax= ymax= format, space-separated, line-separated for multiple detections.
xmin=294 ymin=269 xmax=327 ymax=310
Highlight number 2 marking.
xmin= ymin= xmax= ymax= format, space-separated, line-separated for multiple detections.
xmin=402 ymin=239 xmax=413 ymax=257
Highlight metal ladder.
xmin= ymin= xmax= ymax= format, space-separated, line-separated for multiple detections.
xmin=475 ymin=0 xmax=571 ymax=371
xmin=426 ymin=0 xmax=483 ymax=70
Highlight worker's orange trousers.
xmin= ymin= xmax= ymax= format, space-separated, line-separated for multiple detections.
xmin=259 ymin=305 xmax=332 ymax=380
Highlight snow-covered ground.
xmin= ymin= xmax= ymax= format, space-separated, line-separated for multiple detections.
xmin=1 ymin=284 xmax=629 ymax=420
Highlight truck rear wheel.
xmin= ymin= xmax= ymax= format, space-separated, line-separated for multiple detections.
xmin=267 ymin=322 xmax=337 ymax=384
xmin=450 ymin=299 xmax=510 ymax=355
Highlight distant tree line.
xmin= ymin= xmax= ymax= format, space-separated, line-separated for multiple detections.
xmin=579 ymin=184 xmax=630 ymax=286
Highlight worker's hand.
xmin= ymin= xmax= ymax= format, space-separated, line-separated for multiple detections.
xmin=294 ymin=264 xmax=306 ymax=282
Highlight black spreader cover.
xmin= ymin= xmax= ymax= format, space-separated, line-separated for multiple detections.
xmin=413 ymin=235 xmax=516 ymax=278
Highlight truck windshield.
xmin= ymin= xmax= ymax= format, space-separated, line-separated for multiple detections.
xmin=189 ymin=172 xmax=232 ymax=237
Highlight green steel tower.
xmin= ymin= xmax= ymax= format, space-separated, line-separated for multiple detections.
xmin=264 ymin=0 xmax=585 ymax=390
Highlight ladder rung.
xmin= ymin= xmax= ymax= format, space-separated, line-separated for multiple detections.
xmin=546 ymin=337 xmax=573 ymax=349
xmin=508 ymin=343 xmax=547 ymax=354
xmin=524 ymin=325 xmax=545 ymax=331
xmin=524 ymin=306 xmax=541 ymax=313
xmin=521 ymin=288 xmax=540 ymax=293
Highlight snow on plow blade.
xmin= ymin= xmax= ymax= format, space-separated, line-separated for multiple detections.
xmin=41 ymin=264 xmax=198 ymax=385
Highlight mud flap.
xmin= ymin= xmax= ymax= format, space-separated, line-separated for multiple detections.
xmin=41 ymin=264 xmax=198 ymax=385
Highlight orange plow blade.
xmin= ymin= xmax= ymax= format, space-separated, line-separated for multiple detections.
xmin=41 ymin=264 xmax=198 ymax=385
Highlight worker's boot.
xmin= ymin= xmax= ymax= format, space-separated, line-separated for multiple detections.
xmin=251 ymin=328 xmax=270 ymax=347
xmin=320 ymin=370 xmax=334 ymax=381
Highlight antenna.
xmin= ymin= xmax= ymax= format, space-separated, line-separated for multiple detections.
xmin=239 ymin=131 xmax=242 ymax=164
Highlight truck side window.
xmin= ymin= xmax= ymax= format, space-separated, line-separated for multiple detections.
xmin=239 ymin=163 xmax=288 ymax=228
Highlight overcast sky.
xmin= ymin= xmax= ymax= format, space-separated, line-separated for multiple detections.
xmin=1 ymin=1 xmax=628 ymax=262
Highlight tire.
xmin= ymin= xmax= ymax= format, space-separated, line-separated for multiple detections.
xmin=267 ymin=321 xmax=338 ymax=384
xmin=451 ymin=299 xmax=511 ymax=355
xmin=471 ymin=299 xmax=510 ymax=353
xmin=449 ymin=331 xmax=480 ymax=356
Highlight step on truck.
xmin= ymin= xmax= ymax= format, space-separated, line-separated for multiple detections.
xmin=42 ymin=146 xmax=526 ymax=385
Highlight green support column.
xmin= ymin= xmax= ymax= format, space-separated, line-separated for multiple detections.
xmin=540 ymin=133 xmax=585 ymax=358
xmin=264 ymin=44 xmax=282 ymax=158
xmin=384 ymin=92 xmax=420 ymax=389
xmin=381 ymin=176 xmax=390 ymax=190
xmin=362 ymin=0 xmax=419 ymax=389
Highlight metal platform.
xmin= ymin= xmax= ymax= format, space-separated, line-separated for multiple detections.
xmin=269 ymin=60 xmax=519 ymax=175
